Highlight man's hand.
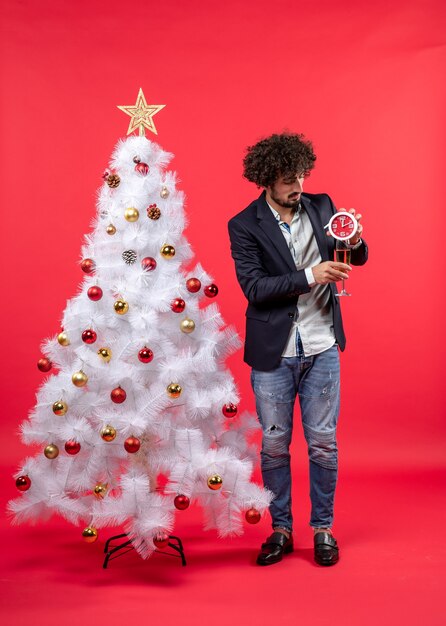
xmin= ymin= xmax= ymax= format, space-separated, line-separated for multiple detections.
xmin=326 ymin=207 xmax=364 ymax=245
xmin=344 ymin=207 xmax=363 ymax=245
xmin=312 ymin=261 xmax=351 ymax=285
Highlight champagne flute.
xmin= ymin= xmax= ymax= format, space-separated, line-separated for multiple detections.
xmin=334 ymin=240 xmax=351 ymax=297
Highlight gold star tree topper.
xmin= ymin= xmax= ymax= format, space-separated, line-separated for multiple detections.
xmin=117 ymin=88 xmax=165 ymax=136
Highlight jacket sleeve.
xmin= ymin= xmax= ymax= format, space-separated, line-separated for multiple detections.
xmin=350 ymin=239 xmax=368 ymax=266
xmin=227 ymin=217 xmax=311 ymax=306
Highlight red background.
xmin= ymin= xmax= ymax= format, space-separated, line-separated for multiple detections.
xmin=1 ymin=1 xmax=445 ymax=625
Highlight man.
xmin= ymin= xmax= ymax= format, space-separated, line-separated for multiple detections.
xmin=227 ymin=133 xmax=368 ymax=566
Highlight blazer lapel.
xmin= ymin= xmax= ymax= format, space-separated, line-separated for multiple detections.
xmin=300 ymin=195 xmax=330 ymax=261
xmin=256 ymin=192 xmax=296 ymax=272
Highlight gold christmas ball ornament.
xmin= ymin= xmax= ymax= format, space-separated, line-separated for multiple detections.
xmin=180 ymin=318 xmax=195 ymax=334
xmin=207 ymin=474 xmax=223 ymax=490
xmin=44 ymin=444 xmax=59 ymax=459
xmin=106 ymin=224 xmax=117 ymax=235
xmin=57 ymin=331 xmax=70 ymax=346
xmin=160 ymin=244 xmax=175 ymax=259
xmin=167 ymin=383 xmax=182 ymax=398
xmin=124 ymin=207 xmax=139 ymax=222
xmin=72 ymin=370 xmax=88 ymax=387
xmin=82 ymin=527 xmax=98 ymax=543
xmin=53 ymin=400 xmax=68 ymax=416
xmin=160 ymin=186 xmax=170 ymax=199
xmin=97 ymin=347 xmax=112 ymax=362
xmin=114 ymin=299 xmax=129 ymax=315
xmin=101 ymin=425 xmax=117 ymax=442
xmin=93 ymin=483 xmax=108 ymax=499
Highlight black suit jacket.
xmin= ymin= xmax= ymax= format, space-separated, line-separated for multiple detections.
xmin=228 ymin=191 xmax=368 ymax=371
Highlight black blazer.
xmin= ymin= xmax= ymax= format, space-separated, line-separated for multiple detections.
xmin=228 ymin=191 xmax=368 ymax=371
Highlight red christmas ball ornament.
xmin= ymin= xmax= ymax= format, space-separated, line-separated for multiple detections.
xmin=65 ymin=440 xmax=81 ymax=455
xmin=204 ymin=283 xmax=219 ymax=298
xmin=80 ymin=258 xmax=95 ymax=274
xmin=37 ymin=357 xmax=52 ymax=372
xmin=222 ymin=403 xmax=238 ymax=418
xmin=16 ymin=475 xmax=31 ymax=491
xmin=174 ymin=494 xmax=190 ymax=510
xmin=87 ymin=286 xmax=103 ymax=301
xmin=186 ymin=278 xmax=201 ymax=293
xmin=102 ymin=169 xmax=110 ymax=180
xmin=171 ymin=298 xmax=186 ymax=313
xmin=153 ymin=533 xmax=170 ymax=549
xmin=82 ymin=329 xmax=97 ymax=344
xmin=135 ymin=162 xmax=149 ymax=175
xmin=245 ymin=508 xmax=261 ymax=524
xmin=141 ymin=257 xmax=157 ymax=271
xmin=124 ymin=436 xmax=141 ymax=453
xmin=138 ymin=347 xmax=153 ymax=363
xmin=111 ymin=386 xmax=126 ymax=404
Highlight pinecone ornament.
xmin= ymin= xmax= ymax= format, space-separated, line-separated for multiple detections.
xmin=122 ymin=250 xmax=137 ymax=265
xmin=107 ymin=173 xmax=121 ymax=188
xmin=147 ymin=204 xmax=161 ymax=220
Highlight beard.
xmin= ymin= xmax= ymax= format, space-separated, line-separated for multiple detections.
xmin=270 ymin=190 xmax=301 ymax=209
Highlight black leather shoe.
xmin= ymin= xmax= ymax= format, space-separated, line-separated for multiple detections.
xmin=256 ymin=531 xmax=294 ymax=566
xmin=314 ymin=532 xmax=339 ymax=566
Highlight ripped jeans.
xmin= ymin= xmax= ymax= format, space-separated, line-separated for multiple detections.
xmin=251 ymin=339 xmax=340 ymax=533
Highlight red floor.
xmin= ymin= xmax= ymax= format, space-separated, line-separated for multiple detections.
xmin=1 ymin=466 xmax=444 ymax=626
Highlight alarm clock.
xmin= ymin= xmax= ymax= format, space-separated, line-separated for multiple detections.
xmin=327 ymin=211 xmax=358 ymax=241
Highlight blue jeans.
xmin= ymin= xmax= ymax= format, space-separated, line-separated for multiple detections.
xmin=251 ymin=337 xmax=340 ymax=533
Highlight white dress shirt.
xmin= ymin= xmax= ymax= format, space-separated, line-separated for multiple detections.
xmin=268 ymin=202 xmax=336 ymax=357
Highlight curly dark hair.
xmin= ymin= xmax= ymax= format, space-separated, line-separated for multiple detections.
xmin=243 ymin=133 xmax=316 ymax=188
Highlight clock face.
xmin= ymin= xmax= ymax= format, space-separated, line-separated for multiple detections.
xmin=328 ymin=211 xmax=358 ymax=241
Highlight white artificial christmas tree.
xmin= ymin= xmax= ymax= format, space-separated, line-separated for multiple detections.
xmin=9 ymin=92 xmax=272 ymax=559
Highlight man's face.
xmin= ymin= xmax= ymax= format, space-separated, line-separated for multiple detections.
xmin=267 ymin=173 xmax=305 ymax=209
